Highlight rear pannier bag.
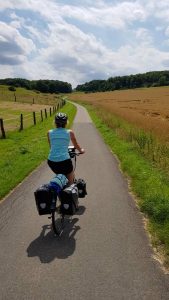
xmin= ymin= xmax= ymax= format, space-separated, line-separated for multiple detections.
xmin=76 ymin=178 xmax=87 ymax=198
xmin=59 ymin=184 xmax=78 ymax=215
xmin=34 ymin=184 xmax=55 ymax=215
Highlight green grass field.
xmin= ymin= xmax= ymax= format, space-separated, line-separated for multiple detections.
xmin=0 ymin=85 xmax=67 ymax=134
xmin=0 ymin=85 xmax=61 ymax=105
xmin=0 ymin=99 xmax=76 ymax=200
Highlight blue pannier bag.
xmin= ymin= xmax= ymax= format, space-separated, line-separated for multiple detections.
xmin=50 ymin=174 xmax=68 ymax=189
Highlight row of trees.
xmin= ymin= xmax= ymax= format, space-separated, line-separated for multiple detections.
xmin=75 ymin=71 xmax=169 ymax=93
xmin=2 ymin=70 xmax=169 ymax=94
xmin=0 ymin=78 xmax=72 ymax=94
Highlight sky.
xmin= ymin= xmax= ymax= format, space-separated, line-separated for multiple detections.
xmin=1 ymin=0 xmax=169 ymax=88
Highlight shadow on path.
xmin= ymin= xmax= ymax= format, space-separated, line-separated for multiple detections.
xmin=27 ymin=217 xmax=80 ymax=263
xmin=75 ymin=205 xmax=86 ymax=216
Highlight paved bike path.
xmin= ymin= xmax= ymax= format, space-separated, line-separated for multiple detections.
xmin=0 ymin=104 xmax=169 ymax=299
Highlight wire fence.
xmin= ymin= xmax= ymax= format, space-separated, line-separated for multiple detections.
xmin=0 ymin=99 xmax=66 ymax=138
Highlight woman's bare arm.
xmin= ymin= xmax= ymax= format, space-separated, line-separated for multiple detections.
xmin=69 ymin=130 xmax=85 ymax=153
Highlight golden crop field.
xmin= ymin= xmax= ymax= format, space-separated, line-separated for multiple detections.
xmin=70 ymin=87 xmax=169 ymax=142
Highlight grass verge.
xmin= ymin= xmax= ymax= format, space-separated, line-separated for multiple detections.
xmin=0 ymin=102 xmax=76 ymax=200
xmin=79 ymin=102 xmax=169 ymax=269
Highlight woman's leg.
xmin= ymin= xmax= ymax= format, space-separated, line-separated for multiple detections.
xmin=66 ymin=171 xmax=75 ymax=185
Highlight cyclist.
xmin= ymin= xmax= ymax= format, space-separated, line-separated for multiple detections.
xmin=47 ymin=112 xmax=85 ymax=184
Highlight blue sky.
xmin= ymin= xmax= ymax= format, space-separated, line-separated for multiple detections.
xmin=1 ymin=0 xmax=169 ymax=87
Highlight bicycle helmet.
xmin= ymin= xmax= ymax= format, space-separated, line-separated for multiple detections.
xmin=55 ymin=112 xmax=68 ymax=125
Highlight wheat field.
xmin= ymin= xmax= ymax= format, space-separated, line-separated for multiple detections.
xmin=70 ymin=87 xmax=169 ymax=142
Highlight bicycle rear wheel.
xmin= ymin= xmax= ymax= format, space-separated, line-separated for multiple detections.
xmin=51 ymin=209 xmax=64 ymax=236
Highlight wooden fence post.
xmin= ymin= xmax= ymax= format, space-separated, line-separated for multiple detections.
xmin=41 ymin=110 xmax=43 ymax=122
xmin=0 ymin=118 xmax=6 ymax=139
xmin=33 ymin=112 xmax=36 ymax=125
xmin=45 ymin=109 xmax=47 ymax=118
xmin=19 ymin=114 xmax=23 ymax=131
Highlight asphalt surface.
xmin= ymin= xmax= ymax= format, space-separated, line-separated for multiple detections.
xmin=0 ymin=103 xmax=169 ymax=300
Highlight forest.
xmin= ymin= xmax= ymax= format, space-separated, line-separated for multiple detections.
xmin=0 ymin=78 xmax=72 ymax=94
xmin=76 ymin=70 xmax=169 ymax=92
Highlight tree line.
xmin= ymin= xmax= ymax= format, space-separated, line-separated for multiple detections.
xmin=75 ymin=71 xmax=169 ymax=93
xmin=0 ymin=78 xmax=72 ymax=94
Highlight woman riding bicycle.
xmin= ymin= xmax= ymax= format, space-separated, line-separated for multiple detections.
xmin=47 ymin=112 xmax=85 ymax=184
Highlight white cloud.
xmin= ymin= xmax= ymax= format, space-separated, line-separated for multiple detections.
xmin=141 ymin=0 xmax=169 ymax=21
xmin=10 ymin=20 xmax=21 ymax=29
xmin=1 ymin=0 xmax=169 ymax=87
xmin=0 ymin=22 xmax=35 ymax=65
xmin=53 ymin=2 xmax=147 ymax=29
xmin=135 ymin=28 xmax=153 ymax=45
xmin=0 ymin=0 xmax=43 ymax=12
xmin=0 ymin=0 xmax=147 ymax=29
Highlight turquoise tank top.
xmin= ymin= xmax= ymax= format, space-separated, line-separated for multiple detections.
xmin=48 ymin=128 xmax=70 ymax=162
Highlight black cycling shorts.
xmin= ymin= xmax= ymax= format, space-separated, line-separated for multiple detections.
xmin=47 ymin=159 xmax=73 ymax=175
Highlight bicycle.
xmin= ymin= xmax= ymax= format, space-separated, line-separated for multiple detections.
xmin=49 ymin=146 xmax=83 ymax=236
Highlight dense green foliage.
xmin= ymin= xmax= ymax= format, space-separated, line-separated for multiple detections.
xmin=76 ymin=70 xmax=169 ymax=92
xmin=0 ymin=78 xmax=72 ymax=94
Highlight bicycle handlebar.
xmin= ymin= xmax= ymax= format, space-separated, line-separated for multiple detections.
xmin=68 ymin=146 xmax=84 ymax=157
xmin=68 ymin=146 xmax=76 ymax=156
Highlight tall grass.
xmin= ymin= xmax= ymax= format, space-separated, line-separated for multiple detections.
xmin=90 ymin=106 xmax=169 ymax=174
